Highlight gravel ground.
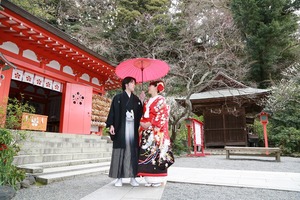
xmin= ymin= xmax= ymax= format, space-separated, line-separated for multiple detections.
xmin=172 ymin=155 xmax=300 ymax=173
xmin=12 ymin=174 xmax=112 ymax=200
xmin=12 ymin=155 xmax=300 ymax=200
xmin=161 ymin=155 xmax=300 ymax=200
xmin=161 ymin=183 xmax=300 ymax=200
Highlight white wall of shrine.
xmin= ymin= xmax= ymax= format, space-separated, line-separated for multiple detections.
xmin=80 ymin=73 xmax=90 ymax=82
xmin=23 ymin=49 xmax=39 ymax=62
xmin=47 ymin=60 xmax=60 ymax=70
xmin=0 ymin=41 xmax=19 ymax=54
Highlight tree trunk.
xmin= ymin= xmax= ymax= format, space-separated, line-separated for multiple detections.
xmin=170 ymin=123 xmax=177 ymax=144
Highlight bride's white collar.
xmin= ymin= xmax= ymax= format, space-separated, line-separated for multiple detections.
xmin=144 ymin=95 xmax=161 ymax=118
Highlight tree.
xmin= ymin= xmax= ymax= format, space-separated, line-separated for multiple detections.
xmin=263 ymin=64 xmax=300 ymax=154
xmin=99 ymin=0 xmax=247 ymax=142
xmin=163 ymin=0 xmax=247 ymax=142
xmin=10 ymin=0 xmax=115 ymax=49
xmin=99 ymin=0 xmax=174 ymax=62
xmin=231 ymin=0 xmax=300 ymax=88
xmin=10 ymin=0 xmax=59 ymax=24
xmin=10 ymin=0 xmax=248 ymax=148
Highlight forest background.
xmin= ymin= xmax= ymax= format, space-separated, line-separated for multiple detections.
xmin=9 ymin=0 xmax=300 ymax=155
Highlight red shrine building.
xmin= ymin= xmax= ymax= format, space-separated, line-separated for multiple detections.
xmin=0 ymin=1 xmax=120 ymax=134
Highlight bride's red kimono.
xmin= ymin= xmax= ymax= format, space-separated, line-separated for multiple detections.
xmin=137 ymin=95 xmax=173 ymax=177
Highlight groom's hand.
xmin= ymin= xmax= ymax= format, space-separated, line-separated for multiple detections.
xmin=110 ymin=125 xmax=115 ymax=135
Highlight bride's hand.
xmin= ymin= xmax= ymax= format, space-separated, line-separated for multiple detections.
xmin=140 ymin=122 xmax=147 ymax=129
xmin=139 ymin=91 xmax=145 ymax=102
xmin=140 ymin=122 xmax=151 ymax=129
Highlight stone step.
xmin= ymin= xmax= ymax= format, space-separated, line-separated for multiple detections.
xmin=18 ymin=157 xmax=111 ymax=173
xmin=35 ymin=166 xmax=110 ymax=184
xmin=18 ymin=146 xmax=111 ymax=155
xmin=24 ymin=137 xmax=109 ymax=143
xmin=20 ymin=141 xmax=111 ymax=149
xmin=14 ymin=152 xmax=112 ymax=165
xmin=41 ymin=162 xmax=111 ymax=174
xmin=23 ymin=131 xmax=106 ymax=139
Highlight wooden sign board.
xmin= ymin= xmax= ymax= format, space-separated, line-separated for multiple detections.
xmin=21 ymin=113 xmax=48 ymax=131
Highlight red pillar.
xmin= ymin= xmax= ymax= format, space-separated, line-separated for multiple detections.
xmin=262 ymin=122 xmax=269 ymax=155
xmin=0 ymin=68 xmax=13 ymax=127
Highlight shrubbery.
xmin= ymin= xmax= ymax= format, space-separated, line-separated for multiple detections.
xmin=172 ymin=115 xmax=204 ymax=155
xmin=255 ymin=119 xmax=300 ymax=156
xmin=257 ymin=65 xmax=300 ymax=156
xmin=0 ymin=129 xmax=26 ymax=189
xmin=0 ymin=97 xmax=35 ymax=189
xmin=172 ymin=124 xmax=189 ymax=155
xmin=269 ymin=126 xmax=300 ymax=155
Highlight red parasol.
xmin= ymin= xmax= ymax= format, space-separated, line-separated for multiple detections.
xmin=115 ymin=58 xmax=170 ymax=84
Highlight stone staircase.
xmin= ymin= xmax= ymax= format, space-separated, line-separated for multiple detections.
xmin=14 ymin=131 xmax=112 ymax=184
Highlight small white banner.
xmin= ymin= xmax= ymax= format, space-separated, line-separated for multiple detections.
xmin=22 ymin=72 xmax=34 ymax=84
xmin=11 ymin=69 xmax=62 ymax=93
xmin=44 ymin=78 xmax=53 ymax=90
xmin=33 ymin=75 xmax=44 ymax=87
xmin=52 ymin=81 xmax=62 ymax=92
xmin=12 ymin=69 xmax=23 ymax=81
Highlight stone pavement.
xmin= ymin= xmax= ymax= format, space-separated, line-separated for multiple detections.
xmin=80 ymin=167 xmax=300 ymax=200
xmin=80 ymin=178 xmax=166 ymax=200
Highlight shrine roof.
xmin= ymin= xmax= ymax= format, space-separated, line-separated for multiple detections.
xmin=199 ymin=72 xmax=248 ymax=92
xmin=190 ymin=87 xmax=270 ymax=100
xmin=176 ymin=72 xmax=271 ymax=106
xmin=0 ymin=0 xmax=121 ymax=90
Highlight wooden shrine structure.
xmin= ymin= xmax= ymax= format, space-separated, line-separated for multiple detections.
xmin=178 ymin=72 xmax=270 ymax=147
xmin=0 ymin=0 xmax=120 ymax=134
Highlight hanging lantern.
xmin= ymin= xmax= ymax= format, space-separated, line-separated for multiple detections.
xmin=259 ymin=112 xmax=269 ymax=124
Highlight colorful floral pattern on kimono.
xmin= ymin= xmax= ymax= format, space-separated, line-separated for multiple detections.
xmin=138 ymin=95 xmax=173 ymax=176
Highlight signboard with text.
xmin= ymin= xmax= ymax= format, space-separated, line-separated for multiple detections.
xmin=186 ymin=118 xmax=206 ymax=157
xmin=194 ymin=120 xmax=202 ymax=146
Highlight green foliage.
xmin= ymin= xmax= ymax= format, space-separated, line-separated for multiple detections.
xmin=172 ymin=115 xmax=204 ymax=155
xmin=268 ymin=91 xmax=300 ymax=155
xmin=269 ymin=126 xmax=300 ymax=155
xmin=115 ymin=0 xmax=171 ymax=26
xmin=0 ymin=129 xmax=26 ymax=189
xmin=257 ymin=65 xmax=300 ymax=155
xmin=5 ymin=97 xmax=35 ymax=129
xmin=102 ymin=127 xmax=109 ymax=136
xmin=9 ymin=0 xmax=59 ymax=24
xmin=101 ymin=0 xmax=177 ymax=62
xmin=253 ymin=119 xmax=264 ymax=146
xmin=231 ymin=0 xmax=300 ymax=88
xmin=172 ymin=124 xmax=189 ymax=155
xmin=0 ymin=97 xmax=34 ymax=189
xmin=254 ymin=109 xmax=300 ymax=155
xmin=191 ymin=115 xmax=204 ymax=123
xmin=255 ymin=120 xmax=300 ymax=155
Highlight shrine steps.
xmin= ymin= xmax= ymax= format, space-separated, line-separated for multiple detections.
xmin=19 ymin=159 xmax=111 ymax=184
xmin=14 ymin=131 xmax=112 ymax=165
xmin=14 ymin=152 xmax=112 ymax=165
xmin=35 ymin=165 xmax=110 ymax=184
xmin=14 ymin=131 xmax=112 ymax=184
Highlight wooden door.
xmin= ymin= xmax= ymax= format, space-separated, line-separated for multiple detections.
xmin=224 ymin=108 xmax=247 ymax=146
xmin=204 ymin=111 xmax=225 ymax=147
xmin=204 ymin=107 xmax=247 ymax=147
xmin=60 ymin=83 xmax=92 ymax=134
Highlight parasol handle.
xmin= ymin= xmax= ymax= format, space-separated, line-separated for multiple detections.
xmin=141 ymin=68 xmax=144 ymax=90
xmin=141 ymin=60 xmax=144 ymax=91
